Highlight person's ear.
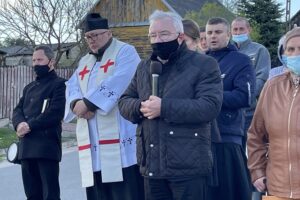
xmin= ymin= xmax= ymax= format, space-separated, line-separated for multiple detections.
xmin=108 ymin=30 xmax=113 ymax=37
xmin=49 ymin=59 xmax=55 ymax=69
xmin=178 ymin=33 xmax=185 ymax=42
xmin=227 ymin=31 xmax=231 ymax=39
xmin=248 ymin=27 xmax=252 ymax=34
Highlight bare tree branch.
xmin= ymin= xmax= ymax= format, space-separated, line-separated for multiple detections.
xmin=0 ymin=0 xmax=96 ymax=67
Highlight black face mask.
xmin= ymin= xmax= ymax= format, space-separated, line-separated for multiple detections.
xmin=34 ymin=64 xmax=50 ymax=78
xmin=151 ymin=38 xmax=179 ymax=60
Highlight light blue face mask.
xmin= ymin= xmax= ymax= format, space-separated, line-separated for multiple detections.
xmin=286 ymin=55 xmax=300 ymax=75
xmin=281 ymin=55 xmax=287 ymax=66
xmin=232 ymin=33 xmax=249 ymax=43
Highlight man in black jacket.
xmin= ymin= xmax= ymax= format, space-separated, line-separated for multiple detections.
xmin=118 ymin=10 xmax=223 ymax=200
xmin=12 ymin=45 xmax=66 ymax=200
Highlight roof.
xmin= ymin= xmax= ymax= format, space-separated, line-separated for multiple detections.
xmin=291 ymin=8 xmax=300 ymax=25
xmin=46 ymin=42 xmax=77 ymax=51
xmin=163 ymin=0 xmax=222 ymax=17
xmin=0 ymin=49 xmax=7 ymax=55
xmin=0 ymin=46 xmax=33 ymax=56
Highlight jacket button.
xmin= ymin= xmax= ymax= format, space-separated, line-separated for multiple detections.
xmin=195 ymin=133 xmax=198 ymax=136
xmin=149 ymin=172 xmax=153 ymax=176
xmin=30 ymin=98 xmax=34 ymax=102
xmin=169 ymin=131 xmax=174 ymax=135
xmin=150 ymin=144 xmax=154 ymax=148
xmin=25 ymin=116 xmax=28 ymax=119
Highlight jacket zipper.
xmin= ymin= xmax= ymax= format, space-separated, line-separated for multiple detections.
xmin=287 ymin=85 xmax=298 ymax=198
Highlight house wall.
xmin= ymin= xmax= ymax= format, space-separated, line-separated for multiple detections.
xmin=4 ymin=46 xmax=83 ymax=68
xmin=58 ymin=46 xmax=82 ymax=67
xmin=92 ymin=0 xmax=169 ymax=24
xmin=89 ymin=0 xmax=172 ymax=59
xmin=5 ymin=55 xmax=32 ymax=66
xmin=112 ymin=26 xmax=152 ymax=59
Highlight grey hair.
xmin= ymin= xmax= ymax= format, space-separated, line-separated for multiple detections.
xmin=149 ymin=10 xmax=184 ymax=33
xmin=34 ymin=45 xmax=55 ymax=60
xmin=232 ymin=17 xmax=251 ymax=28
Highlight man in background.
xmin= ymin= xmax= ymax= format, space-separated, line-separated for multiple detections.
xmin=231 ymin=17 xmax=271 ymax=150
xmin=206 ymin=17 xmax=255 ymax=200
xmin=199 ymin=27 xmax=209 ymax=53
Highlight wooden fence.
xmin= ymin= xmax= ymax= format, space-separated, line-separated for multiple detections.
xmin=0 ymin=66 xmax=75 ymax=119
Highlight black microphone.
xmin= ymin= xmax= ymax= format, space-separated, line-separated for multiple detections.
xmin=150 ymin=61 xmax=162 ymax=96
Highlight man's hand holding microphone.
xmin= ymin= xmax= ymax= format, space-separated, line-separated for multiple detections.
xmin=140 ymin=61 xmax=162 ymax=119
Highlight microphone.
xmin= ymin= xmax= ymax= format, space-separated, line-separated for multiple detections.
xmin=150 ymin=61 xmax=162 ymax=96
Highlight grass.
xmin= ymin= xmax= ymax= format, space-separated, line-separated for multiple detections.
xmin=0 ymin=127 xmax=18 ymax=149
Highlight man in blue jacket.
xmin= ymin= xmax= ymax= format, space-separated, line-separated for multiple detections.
xmin=206 ymin=17 xmax=255 ymax=200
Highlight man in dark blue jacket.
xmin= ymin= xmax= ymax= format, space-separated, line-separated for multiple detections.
xmin=119 ymin=10 xmax=223 ymax=200
xmin=206 ymin=17 xmax=255 ymax=200
xmin=12 ymin=45 xmax=66 ymax=200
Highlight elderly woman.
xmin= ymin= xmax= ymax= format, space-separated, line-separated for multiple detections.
xmin=247 ymin=27 xmax=300 ymax=199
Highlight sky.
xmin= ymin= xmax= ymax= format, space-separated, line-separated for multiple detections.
xmin=277 ymin=0 xmax=300 ymax=20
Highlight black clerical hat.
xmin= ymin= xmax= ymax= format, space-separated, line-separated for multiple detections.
xmin=85 ymin=13 xmax=109 ymax=33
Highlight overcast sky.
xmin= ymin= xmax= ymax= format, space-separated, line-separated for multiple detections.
xmin=277 ymin=0 xmax=299 ymax=19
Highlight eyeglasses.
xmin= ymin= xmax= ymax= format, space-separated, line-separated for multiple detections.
xmin=84 ymin=31 xmax=108 ymax=41
xmin=148 ymin=31 xmax=179 ymax=42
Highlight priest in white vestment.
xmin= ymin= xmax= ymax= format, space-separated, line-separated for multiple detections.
xmin=64 ymin=13 xmax=144 ymax=200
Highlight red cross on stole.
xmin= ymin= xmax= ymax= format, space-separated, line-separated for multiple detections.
xmin=100 ymin=59 xmax=114 ymax=73
xmin=79 ymin=65 xmax=90 ymax=80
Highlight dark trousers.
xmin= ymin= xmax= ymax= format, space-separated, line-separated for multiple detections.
xmin=86 ymin=164 xmax=144 ymax=200
xmin=21 ymin=159 xmax=60 ymax=200
xmin=144 ymin=176 xmax=207 ymax=200
xmin=208 ymin=143 xmax=252 ymax=200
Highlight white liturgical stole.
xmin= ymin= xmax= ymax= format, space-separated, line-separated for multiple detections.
xmin=76 ymin=39 xmax=125 ymax=187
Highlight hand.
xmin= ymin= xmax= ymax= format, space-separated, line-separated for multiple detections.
xmin=253 ymin=177 xmax=267 ymax=192
xmin=81 ymin=111 xmax=95 ymax=120
xmin=73 ymin=100 xmax=88 ymax=117
xmin=16 ymin=122 xmax=30 ymax=137
xmin=140 ymin=95 xmax=161 ymax=119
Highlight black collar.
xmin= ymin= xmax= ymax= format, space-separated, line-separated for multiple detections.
xmin=89 ymin=37 xmax=113 ymax=61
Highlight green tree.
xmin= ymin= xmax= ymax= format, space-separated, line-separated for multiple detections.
xmin=238 ymin=0 xmax=284 ymax=66
xmin=221 ymin=0 xmax=239 ymax=14
xmin=185 ymin=2 xmax=235 ymax=27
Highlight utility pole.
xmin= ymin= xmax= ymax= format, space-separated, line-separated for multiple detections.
xmin=0 ymin=0 xmax=7 ymax=9
xmin=286 ymin=0 xmax=291 ymax=31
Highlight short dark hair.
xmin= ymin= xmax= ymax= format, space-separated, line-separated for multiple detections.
xmin=207 ymin=17 xmax=230 ymax=29
xmin=232 ymin=17 xmax=250 ymax=28
xmin=34 ymin=45 xmax=55 ymax=60
xmin=182 ymin=19 xmax=200 ymax=40
xmin=199 ymin=27 xmax=206 ymax=33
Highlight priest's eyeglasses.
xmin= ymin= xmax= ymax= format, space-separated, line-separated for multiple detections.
xmin=85 ymin=31 xmax=108 ymax=41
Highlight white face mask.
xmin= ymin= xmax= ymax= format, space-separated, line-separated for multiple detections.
xmin=232 ymin=33 xmax=249 ymax=43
